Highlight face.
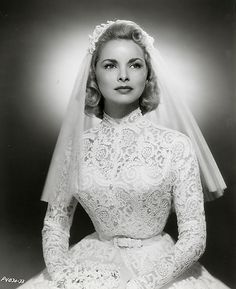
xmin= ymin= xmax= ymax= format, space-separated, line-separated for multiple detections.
xmin=95 ymin=39 xmax=148 ymax=108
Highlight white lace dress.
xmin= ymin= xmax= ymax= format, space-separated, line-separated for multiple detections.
xmin=18 ymin=108 xmax=230 ymax=289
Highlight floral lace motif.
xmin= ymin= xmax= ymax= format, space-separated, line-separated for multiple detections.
xmin=41 ymin=107 xmax=207 ymax=289
xmin=55 ymin=261 xmax=121 ymax=289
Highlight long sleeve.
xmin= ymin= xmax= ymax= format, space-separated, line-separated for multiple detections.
xmin=41 ymin=138 xmax=78 ymax=280
xmin=42 ymin=194 xmax=78 ymax=280
xmin=127 ymin=134 xmax=206 ymax=289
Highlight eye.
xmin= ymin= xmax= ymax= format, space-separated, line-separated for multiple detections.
xmin=130 ymin=62 xmax=143 ymax=69
xmin=104 ymin=63 xmax=116 ymax=69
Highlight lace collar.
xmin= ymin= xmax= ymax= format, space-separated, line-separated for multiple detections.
xmin=102 ymin=107 xmax=143 ymax=126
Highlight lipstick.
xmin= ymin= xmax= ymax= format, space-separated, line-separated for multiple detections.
xmin=114 ymin=86 xmax=133 ymax=94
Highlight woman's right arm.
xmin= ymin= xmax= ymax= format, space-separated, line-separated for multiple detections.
xmin=42 ymin=195 xmax=78 ymax=281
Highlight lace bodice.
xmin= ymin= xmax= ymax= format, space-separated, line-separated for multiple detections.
xmin=42 ymin=107 xmax=206 ymax=289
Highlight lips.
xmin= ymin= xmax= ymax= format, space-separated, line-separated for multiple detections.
xmin=114 ymin=86 xmax=133 ymax=94
xmin=115 ymin=86 xmax=133 ymax=90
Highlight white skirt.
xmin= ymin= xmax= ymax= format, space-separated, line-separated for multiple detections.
xmin=17 ymin=232 xmax=230 ymax=289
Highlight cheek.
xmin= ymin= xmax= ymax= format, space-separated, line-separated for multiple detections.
xmin=96 ymin=72 xmax=113 ymax=90
xmin=134 ymin=65 xmax=148 ymax=80
xmin=134 ymin=71 xmax=148 ymax=87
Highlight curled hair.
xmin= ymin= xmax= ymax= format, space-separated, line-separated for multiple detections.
xmin=85 ymin=20 xmax=159 ymax=119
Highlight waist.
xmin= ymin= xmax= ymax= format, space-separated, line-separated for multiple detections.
xmin=99 ymin=232 xmax=172 ymax=249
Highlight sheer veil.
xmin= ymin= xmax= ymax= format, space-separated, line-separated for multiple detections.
xmin=41 ymin=20 xmax=226 ymax=204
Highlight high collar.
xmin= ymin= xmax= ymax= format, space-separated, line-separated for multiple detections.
xmin=102 ymin=107 xmax=143 ymax=126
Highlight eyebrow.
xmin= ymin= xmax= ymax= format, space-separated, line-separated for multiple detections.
xmin=101 ymin=58 xmax=145 ymax=64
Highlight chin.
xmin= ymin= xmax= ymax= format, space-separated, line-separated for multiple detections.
xmin=114 ymin=99 xmax=140 ymax=106
xmin=111 ymin=95 xmax=141 ymax=103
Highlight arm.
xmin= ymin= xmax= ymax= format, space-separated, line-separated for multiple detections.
xmin=41 ymin=139 xmax=78 ymax=280
xmin=42 ymin=194 xmax=78 ymax=280
xmin=127 ymin=135 xmax=206 ymax=289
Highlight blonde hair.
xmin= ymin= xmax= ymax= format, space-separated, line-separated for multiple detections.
xmin=85 ymin=20 xmax=159 ymax=119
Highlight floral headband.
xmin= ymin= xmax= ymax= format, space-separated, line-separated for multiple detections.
xmin=88 ymin=20 xmax=155 ymax=54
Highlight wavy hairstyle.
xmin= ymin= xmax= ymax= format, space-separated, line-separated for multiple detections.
xmin=85 ymin=20 xmax=159 ymax=119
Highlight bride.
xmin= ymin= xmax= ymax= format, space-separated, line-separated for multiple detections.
xmin=18 ymin=20 xmax=230 ymax=289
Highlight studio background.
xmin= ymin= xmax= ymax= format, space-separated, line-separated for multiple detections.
xmin=0 ymin=0 xmax=235 ymax=288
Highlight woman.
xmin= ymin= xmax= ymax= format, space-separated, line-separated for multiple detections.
xmin=18 ymin=20 xmax=230 ymax=289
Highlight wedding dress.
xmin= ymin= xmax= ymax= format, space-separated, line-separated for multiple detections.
xmin=18 ymin=107 xmax=230 ymax=289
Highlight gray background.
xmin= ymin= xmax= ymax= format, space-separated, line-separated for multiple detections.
xmin=0 ymin=0 xmax=235 ymax=288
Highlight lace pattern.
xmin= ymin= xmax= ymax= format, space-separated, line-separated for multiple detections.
xmin=126 ymin=132 xmax=206 ymax=289
xmin=42 ymin=191 xmax=78 ymax=279
xmin=41 ymin=107 xmax=208 ymax=288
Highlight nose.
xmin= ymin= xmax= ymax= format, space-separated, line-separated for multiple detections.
xmin=118 ymin=66 xmax=129 ymax=82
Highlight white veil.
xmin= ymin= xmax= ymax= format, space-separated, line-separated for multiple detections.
xmin=41 ymin=20 xmax=226 ymax=204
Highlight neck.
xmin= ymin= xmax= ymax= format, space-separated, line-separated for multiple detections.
xmin=103 ymin=100 xmax=140 ymax=119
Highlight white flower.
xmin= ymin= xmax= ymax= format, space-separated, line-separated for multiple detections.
xmin=88 ymin=21 xmax=115 ymax=54
xmin=88 ymin=20 xmax=155 ymax=54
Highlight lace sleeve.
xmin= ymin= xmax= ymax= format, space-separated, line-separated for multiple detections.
xmin=42 ymin=194 xmax=78 ymax=280
xmin=41 ymin=133 xmax=79 ymax=280
xmin=127 ymin=134 xmax=206 ymax=289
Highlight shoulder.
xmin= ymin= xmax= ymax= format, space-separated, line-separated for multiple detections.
xmin=82 ymin=124 xmax=101 ymax=141
xmin=80 ymin=126 xmax=101 ymax=158
xmin=142 ymin=114 xmax=191 ymax=146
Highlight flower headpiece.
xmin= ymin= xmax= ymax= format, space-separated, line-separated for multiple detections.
xmin=88 ymin=20 xmax=155 ymax=54
xmin=88 ymin=21 xmax=115 ymax=54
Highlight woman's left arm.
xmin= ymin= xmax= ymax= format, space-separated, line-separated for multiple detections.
xmin=127 ymin=135 xmax=206 ymax=289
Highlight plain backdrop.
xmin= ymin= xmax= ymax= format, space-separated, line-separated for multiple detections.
xmin=0 ymin=0 xmax=235 ymax=288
